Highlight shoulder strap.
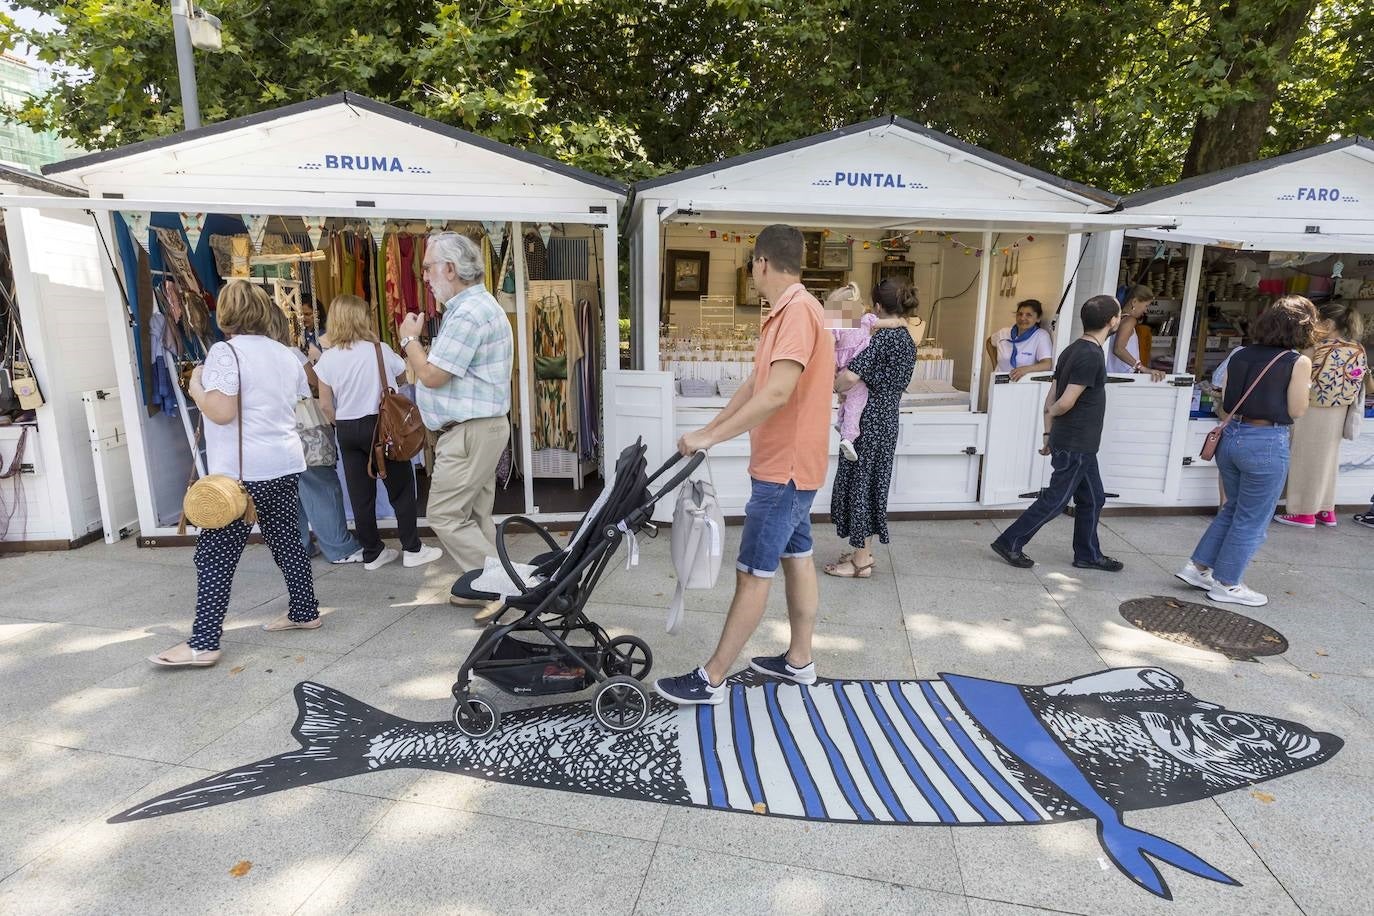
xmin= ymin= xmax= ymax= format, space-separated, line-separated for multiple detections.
xmin=374 ymin=340 xmax=392 ymax=395
xmin=1227 ymin=350 xmax=1289 ymax=418
xmin=225 ymin=342 xmax=245 ymax=481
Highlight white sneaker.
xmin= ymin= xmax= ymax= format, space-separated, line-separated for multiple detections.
xmin=1175 ymin=561 xmax=1217 ymax=592
xmin=364 ymin=548 xmax=399 ymax=571
xmin=403 ymin=544 xmax=443 ymax=568
xmin=1207 ymin=583 xmax=1268 ymax=607
xmin=839 ymin=439 xmax=858 ymax=462
xmin=330 ymin=549 xmax=364 ymax=565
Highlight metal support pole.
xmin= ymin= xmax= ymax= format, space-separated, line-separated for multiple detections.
xmin=171 ymin=0 xmax=201 ymax=130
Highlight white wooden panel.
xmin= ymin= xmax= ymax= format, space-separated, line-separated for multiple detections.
xmin=981 ymin=377 xmax=1052 ymax=505
xmin=1096 ymin=377 xmax=1193 ymax=505
xmin=83 ymin=388 xmax=139 ymax=543
xmin=0 ymin=425 xmax=58 ymax=541
xmin=1337 ymin=426 xmax=1374 ymax=506
xmin=605 ymin=370 xmax=676 ymax=521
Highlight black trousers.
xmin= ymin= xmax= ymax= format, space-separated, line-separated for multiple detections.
xmin=993 ymin=449 xmax=1105 ymax=564
xmin=335 ymin=414 xmax=421 ymax=560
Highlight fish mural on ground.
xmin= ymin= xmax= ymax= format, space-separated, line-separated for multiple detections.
xmin=113 ymin=666 xmax=1340 ymax=899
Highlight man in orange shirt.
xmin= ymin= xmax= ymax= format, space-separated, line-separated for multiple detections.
xmin=655 ymin=224 xmax=836 ymax=705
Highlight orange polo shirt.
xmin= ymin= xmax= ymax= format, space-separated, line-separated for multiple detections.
xmin=750 ymin=283 xmax=836 ymax=490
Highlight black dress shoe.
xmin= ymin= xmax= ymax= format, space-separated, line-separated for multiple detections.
xmin=991 ymin=540 xmax=1034 ymax=568
xmin=1073 ymin=556 xmax=1124 ymax=572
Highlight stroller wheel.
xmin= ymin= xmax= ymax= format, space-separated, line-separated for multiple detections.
xmin=593 ymin=676 xmax=651 ymax=733
xmin=602 ymin=635 xmax=653 ymax=679
xmin=453 ymin=697 xmax=500 ymax=739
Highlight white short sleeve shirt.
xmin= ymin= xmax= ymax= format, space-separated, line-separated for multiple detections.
xmin=992 ymin=326 xmax=1053 ymax=372
xmin=200 ymin=336 xmax=308 ymax=481
xmin=314 ymin=341 xmax=407 ymax=421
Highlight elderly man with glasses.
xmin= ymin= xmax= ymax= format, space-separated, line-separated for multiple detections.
xmin=398 ymin=232 xmax=514 ymax=622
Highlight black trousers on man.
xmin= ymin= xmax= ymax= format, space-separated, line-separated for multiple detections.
xmin=335 ymin=414 xmax=421 ymax=561
xmin=993 ymin=450 xmax=1106 ymax=563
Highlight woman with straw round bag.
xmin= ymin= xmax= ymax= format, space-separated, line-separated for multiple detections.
xmin=149 ymin=282 xmax=322 ymax=668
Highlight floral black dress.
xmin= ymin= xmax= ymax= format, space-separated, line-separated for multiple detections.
xmin=831 ymin=328 xmax=917 ymax=547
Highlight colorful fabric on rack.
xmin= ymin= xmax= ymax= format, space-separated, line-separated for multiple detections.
xmin=150 ymin=355 xmax=180 ymax=417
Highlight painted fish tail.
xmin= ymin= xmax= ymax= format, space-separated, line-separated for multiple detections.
xmin=109 ymin=682 xmax=409 ymax=823
xmin=1097 ymin=818 xmax=1241 ymax=899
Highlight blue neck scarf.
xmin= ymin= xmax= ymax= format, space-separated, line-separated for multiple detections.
xmin=1008 ymin=325 xmax=1038 ymax=368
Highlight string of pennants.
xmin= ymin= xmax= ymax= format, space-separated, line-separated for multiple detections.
xmin=695 ymin=224 xmax=1036 ymax=258
xmin=115 ymin=212 xmax=550 ymax=255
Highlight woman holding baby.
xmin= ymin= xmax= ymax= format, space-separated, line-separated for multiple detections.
xmin=825 ymin=279 xmax=920 ymax=578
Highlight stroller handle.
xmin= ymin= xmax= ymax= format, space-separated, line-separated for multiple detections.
xmin=646 ymin=449 xmax=708 ymax=502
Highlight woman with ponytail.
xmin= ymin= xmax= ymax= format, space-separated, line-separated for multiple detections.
xmin=1275 ymin=300 xmax=1367 ymax=529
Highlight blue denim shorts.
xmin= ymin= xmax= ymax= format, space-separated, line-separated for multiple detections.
xmin=737 ymin=479 xmax=817 ymax=578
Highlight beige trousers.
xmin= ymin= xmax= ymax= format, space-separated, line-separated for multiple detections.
xmin=1285 ymin=404 xmax=1346 ymax=515
xmin=428 ymin=415 xmax=510 ymax=573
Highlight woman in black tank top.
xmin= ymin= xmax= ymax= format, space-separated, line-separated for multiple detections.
xmin=1176 ymin=297 xmax=1317 ymax=608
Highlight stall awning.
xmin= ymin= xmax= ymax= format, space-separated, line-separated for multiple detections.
xmin=1127 ymin=226 xmax=1374 ymax=255
xmin=664 ymin=200 xmax=1175 ymax=234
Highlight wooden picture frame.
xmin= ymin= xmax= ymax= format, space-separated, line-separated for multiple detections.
xmin=820 ymin=241 xmax=852 ymax=270
xmin=665 ymin=250 xmax=710 ymax=300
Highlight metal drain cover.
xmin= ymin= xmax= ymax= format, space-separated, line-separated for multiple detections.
xmin=1119 ymin=596 xmax=1288 ymax=661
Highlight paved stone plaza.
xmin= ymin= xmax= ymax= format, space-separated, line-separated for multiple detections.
xmin=1 ymin=515 xmax=1370 ymax=915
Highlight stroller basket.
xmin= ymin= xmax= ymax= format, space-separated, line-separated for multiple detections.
xmin=483 ymin=634 xmax=602 ymax=696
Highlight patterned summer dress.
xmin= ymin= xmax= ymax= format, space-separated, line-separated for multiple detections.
xmin=830 ymin=328 xmax=917 ymax=547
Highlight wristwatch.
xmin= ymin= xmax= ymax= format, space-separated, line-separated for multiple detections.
xmin=399 ymin=336 xmax=418 ymax=352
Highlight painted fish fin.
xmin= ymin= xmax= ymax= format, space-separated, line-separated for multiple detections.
xmin=109 ymin=682 xmax=408 ymax=823
xmin=1096 ymin=817 xmax=1241 ymax=900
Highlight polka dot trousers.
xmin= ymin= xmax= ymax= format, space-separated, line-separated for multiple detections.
xmin=190 ymin=473 xmax=319 ymax=651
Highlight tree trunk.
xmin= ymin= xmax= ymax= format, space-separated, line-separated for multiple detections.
xmin=1181 ymin=0 xmax=1319 ymax=178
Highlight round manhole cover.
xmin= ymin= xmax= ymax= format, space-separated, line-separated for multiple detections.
xmin=1119 ymin=596 xmax=1287 ymax=661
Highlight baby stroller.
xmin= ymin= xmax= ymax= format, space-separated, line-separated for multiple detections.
xmin=448 ymin=439 xmax=705 ymax=738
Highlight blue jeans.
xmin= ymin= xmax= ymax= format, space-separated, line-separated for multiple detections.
xmin=994 ymin=450 xmax=1106 ymax=563
xmin=1191 ymin=424 xmax=1290 ymax=586
xmin=297 ymin=463 xmax=361 ymax=561
xmin=736 ymin=479 xmax=817 ymax=578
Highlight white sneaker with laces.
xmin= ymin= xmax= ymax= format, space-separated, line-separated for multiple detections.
xmin=330 ymin=549 xmax=365 ymax=565
xmin=1175 ymin=561 xmax=1217 ymax=592
xmin=364 ymin=548 xmax=399 ymax=571
xmin=839 ymin=439 xmax=858 ymax=462
xmin=1207 ymin=583 xmax=1268 ymax=607
xmin=403 ymin=544 xmax=443 ymax=568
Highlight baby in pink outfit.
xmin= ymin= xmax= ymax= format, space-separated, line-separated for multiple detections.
xmin=825 ymin=283 xmax=909 ymax=461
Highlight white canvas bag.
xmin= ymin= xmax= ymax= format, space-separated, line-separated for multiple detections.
xmin=667 ymin=467 xmax=724 ymax=634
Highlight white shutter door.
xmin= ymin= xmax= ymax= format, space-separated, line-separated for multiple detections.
xmin=83 ymin=388 xmax=139 ymax=543
xmin=980 ymin=374 xmax=1053 ymax=505
xmin=603 ymin=370 xmax=676 ymax=521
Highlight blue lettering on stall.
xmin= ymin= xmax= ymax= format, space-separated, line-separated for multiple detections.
xmin=1278 ymin=186 xmax=1358 ymax=204
xmin=823 ymin=171 xmax=919 ymax=189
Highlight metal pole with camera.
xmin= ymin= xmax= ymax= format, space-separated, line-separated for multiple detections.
xmin=170 ymin=0 xmax=223 ymax=131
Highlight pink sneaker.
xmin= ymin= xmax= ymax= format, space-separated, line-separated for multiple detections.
xmin=1274 ymin=514 xmax=1317 ymax=529
xmin=1316 ymin=511 xmax=1338 ymax=528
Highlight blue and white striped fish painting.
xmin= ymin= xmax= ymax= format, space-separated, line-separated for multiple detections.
xmin=112 ymin=666 xmax=1340 ymax=899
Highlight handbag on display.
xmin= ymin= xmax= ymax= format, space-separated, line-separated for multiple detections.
xmin=1344 ymin=400 xmax=1365 ymax=441
xmin=179 ymin=344 xmax=257 ymax=534
xmin=295 ymin=397 xmax=338 ymax=467
xmin=368 ymin=341 xmax=425 ymax=478
xmin=1199 ymin=351 xmax=1288 ymax=461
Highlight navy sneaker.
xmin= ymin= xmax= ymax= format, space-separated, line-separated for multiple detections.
xmin=749 ymin=653 xmax=817 ymax=685
xmin=653 ymin=667 xmax=726 ymax=706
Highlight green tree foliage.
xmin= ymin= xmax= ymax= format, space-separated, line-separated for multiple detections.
xmin=0 ymin=1 xmax=1366 ymax=193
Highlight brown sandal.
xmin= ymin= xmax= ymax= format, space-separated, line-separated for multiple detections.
xmin=824 ymin=558 xmax=875 ymax=578
xmin=837 ymin=551 xmax=879 ymax=570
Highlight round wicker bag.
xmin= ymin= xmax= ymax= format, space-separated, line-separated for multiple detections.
xmin=182 ymin=474 xmax=252 ymax=530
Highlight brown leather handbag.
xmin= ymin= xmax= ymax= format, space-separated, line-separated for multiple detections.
xmin=369 ymin=341 xmax=425 ymax=478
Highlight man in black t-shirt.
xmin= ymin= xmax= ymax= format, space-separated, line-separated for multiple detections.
xmin=991 ymin=295 xmax=1125 ymax=571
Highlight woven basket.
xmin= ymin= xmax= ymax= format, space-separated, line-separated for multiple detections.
xmin=717 ymin=377 xmax=743 ymax=397
xmin=182 ymin=475 xmax=253 ymax=530
xmin=679 ymin=378 xmax=716 ymax=397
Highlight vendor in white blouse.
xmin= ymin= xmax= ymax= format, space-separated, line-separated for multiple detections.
xmin=985 ymin=299 xmax=1054 ymax=381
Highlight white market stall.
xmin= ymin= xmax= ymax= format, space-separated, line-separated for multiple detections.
xmin=622 ymin=116 xmax=1171 ymax=517
xmin=13 ymin=93 xmax=626 ymax=542
xmin=1081 ymin=136 xmax=1374 ymax=507
xmin=0 ymin=165 xmax=131 ymax=550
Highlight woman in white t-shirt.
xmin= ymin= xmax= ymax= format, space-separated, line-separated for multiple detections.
xmin=149 ymin=281 xmax=321 ymax=669
xmin=986 ymin=299 xmax=1053 ymax=381
xmin=314 ymin=294 xmax=440 ymax=572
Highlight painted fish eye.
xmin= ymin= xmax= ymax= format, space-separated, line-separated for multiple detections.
xmin=1215 ymin=714 xmax=1263 ymax=740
